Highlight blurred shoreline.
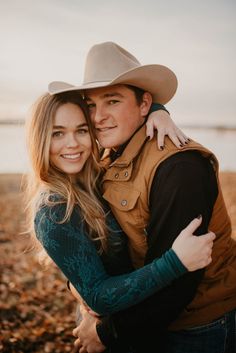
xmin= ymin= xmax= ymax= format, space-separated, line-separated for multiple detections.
xmin=0 ymin=120 xmax=25 ymax=125
xmin=1 ymin=119 xmax=236 ymax=131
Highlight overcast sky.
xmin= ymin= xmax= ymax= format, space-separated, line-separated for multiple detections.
xmin=0 ymin=0 xmax=235 ymax=126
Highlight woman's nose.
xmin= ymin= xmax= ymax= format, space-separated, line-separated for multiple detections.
xmin=66 ymin=133 xmax=79 ymax=148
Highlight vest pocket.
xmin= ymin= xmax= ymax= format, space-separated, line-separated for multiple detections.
xmin=103 ymin=184 xmax=146 ymax=226
xmin=103 ymin=184 xmax=140 ymax=211
xmin=103 ymin=184 xmax=148 ymax=267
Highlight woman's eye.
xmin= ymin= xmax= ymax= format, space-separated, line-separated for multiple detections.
xmin=52 ymin=131 xmax=63 ymax=138
xmin=87 ymin=103 xmax=95 ymax=109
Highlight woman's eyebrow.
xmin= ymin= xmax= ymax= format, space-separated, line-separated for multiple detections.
xmin=52 ymin=123 xmax=88 ymax=129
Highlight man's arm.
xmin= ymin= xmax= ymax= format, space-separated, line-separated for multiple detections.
xmin=96 ymin=151 xmax=218 ymax=348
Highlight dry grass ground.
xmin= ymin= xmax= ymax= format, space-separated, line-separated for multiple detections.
xmin=0 ymin=173 xmax=235 ymax=352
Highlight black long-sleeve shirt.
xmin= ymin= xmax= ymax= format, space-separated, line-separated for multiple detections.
xmin=97 ymin=151 xmax=218 ymax=352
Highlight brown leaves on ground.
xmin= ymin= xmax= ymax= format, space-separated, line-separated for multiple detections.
xmin=0 ymin=173 xmax=236 ymax=352
xmin=0 ymin=175 xmax=77 ymax=352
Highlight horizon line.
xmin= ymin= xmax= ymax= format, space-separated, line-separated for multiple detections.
xmin=0 ymin=119 xmax=236 ymax=131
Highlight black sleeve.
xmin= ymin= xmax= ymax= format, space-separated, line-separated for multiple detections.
xmin=149 ymin=102 xmax=169 ymax=115
xmin=97 ymin=151 xmax=218 ymax=350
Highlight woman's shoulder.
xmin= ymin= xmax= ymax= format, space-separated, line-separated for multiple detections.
xmin=35 ymin=193 xmax=66 ymax=223
xmin=35 ymin=193 xmax=83 ymax=226
xmin=34 ymin=194 xmax=72 ymax=242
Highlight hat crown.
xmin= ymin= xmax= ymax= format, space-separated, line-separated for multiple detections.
xmin=83 ymin=42 xmax=140 ymax=84
xmin=48 ymin=41 xmax=177 ymax=105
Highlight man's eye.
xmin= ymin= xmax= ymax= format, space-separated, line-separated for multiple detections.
xmin=77 ymin=128 xmax=89 ymax=134
xmin=109 ymin=100 xmax=119 ymax=105
xmin=52 ymin=131 xmax=63 ymax=138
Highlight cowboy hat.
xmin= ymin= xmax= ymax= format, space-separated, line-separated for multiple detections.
xmin=48 ymin=41 xmax=178 ymax=104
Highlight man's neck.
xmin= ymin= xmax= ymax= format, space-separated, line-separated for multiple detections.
xmin=110 ymin=120 xmax=146 ymax=162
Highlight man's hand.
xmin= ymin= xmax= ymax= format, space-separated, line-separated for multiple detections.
xmin=146 ymin=110 xmax=190 ymax=150
xmin=72 ymin=305 xmax=106 ymax=353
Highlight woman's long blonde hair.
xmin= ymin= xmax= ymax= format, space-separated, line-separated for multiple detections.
xmin=24 ymin=91 xmax=108 ymax=260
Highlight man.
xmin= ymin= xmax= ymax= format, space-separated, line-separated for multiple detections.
xmin=49 ymin=42 xmax=236 ymax=353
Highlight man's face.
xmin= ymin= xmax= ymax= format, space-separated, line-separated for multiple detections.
xmin=85 ymin=85 xmax=151 ymax=149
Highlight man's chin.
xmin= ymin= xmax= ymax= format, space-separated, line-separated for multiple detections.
xmin=97 ymin=138 xmax=117 ymax=149
xmin=97 ymin=133 xmax=126 ymax=149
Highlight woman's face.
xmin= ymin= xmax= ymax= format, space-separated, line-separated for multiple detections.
xmin=50 ymin=103 xmax=92 ymax=176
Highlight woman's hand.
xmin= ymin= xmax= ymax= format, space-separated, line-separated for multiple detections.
xmin=72 ymin=305 xmax=106 ymax=353
xmin=146 ymin=110 xmax=190 ymax=150
xmin=172 ymin=216 xmax=216 ymax=271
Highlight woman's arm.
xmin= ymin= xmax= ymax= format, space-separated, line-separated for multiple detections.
xmin=146 ymin=104 xmax=189 ymax=150
xmin=35 ymin=203 xmax=213 ymax=316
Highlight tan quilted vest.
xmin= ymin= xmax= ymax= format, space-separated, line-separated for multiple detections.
xmin=102 ymin=125 xmax=236 ymax=329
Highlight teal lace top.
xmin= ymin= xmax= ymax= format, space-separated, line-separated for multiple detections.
xmin=34 ymin=200 xmax=187 ymax=315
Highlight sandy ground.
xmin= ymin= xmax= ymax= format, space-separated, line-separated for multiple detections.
xmin=218 ymin=172 xmax=236 ymax=238
xmin=0 ymin=172 xmax=236 ymax=352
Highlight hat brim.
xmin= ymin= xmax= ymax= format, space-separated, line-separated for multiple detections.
xmin=48 ymin=64 xmax=177 ymax=105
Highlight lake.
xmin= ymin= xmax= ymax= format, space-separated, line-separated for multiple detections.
xmin=1 ymin=123 xmax=236 ymax=173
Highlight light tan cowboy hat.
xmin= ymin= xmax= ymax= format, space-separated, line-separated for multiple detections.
xmin=48 ymin=41 xmax=178 ymax=104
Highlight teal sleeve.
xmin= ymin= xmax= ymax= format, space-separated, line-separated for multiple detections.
xmin=35 ymin=203 xmax=187 ymax=315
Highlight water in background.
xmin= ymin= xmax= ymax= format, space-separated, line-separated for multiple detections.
xmin=1 ymin=124 xmax=236 ymax=173
xmin=1 ymin=124 xmax=29 ymax=173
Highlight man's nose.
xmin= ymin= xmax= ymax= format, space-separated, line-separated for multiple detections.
xmin=93 ymin=106 xmax=107 ymax=125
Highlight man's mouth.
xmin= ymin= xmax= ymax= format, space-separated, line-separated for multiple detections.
xmin=96 ymin=126 xmax=116 ymax=132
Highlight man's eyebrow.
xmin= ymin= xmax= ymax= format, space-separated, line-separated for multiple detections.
xmin=85 ymin=92 xmax=124 ymax=100
xmin=103 ymin=92 xmax=124 ymax=98
xmin=52 ymin=123 xmax=88 ymax=129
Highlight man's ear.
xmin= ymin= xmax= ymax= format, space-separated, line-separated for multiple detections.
xmin=140 ymin=92 xmax=152 ymax=117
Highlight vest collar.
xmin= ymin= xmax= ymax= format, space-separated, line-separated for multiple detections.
xmin=104 ymin=124 xmax=149 ymax=168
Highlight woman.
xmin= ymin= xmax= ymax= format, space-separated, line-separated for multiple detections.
xmin=24 ymin=90 xmax=214 ymax=322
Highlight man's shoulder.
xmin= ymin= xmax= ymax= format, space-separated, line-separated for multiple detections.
xmin=144 ymin=137 xmax=215 ymax=169
xmin=156 ymin=150 xmax=216 ymax=187
xmin=138 ymin=137 xmax=197 ymax=167
xmin=161 ymin=149 xmax=207 ymax=166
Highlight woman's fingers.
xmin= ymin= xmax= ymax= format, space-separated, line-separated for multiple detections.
xmin=156 ymin=129 xmax=165 ymax=150
xmin=72 ymin=337 xmax=83 ymax=353
xmin=202 ymin=231 xmax=216 ymax=243
xmin=172 ymin=215 xmax=216 ymax=271
xmin=181 ymin=215 xmax=203 ymax=236
xmin=146 ymin=111 xmax=191 ymax=150
xmin=175 ymin=129 xmax=190 ymax=145
xmin=146 ymin=120 xmax=154 ymax=140
xmin=79 ymin=347 xmax=87 ymax=353
xmin=73 ymin=326 xmax=80 ymax=337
